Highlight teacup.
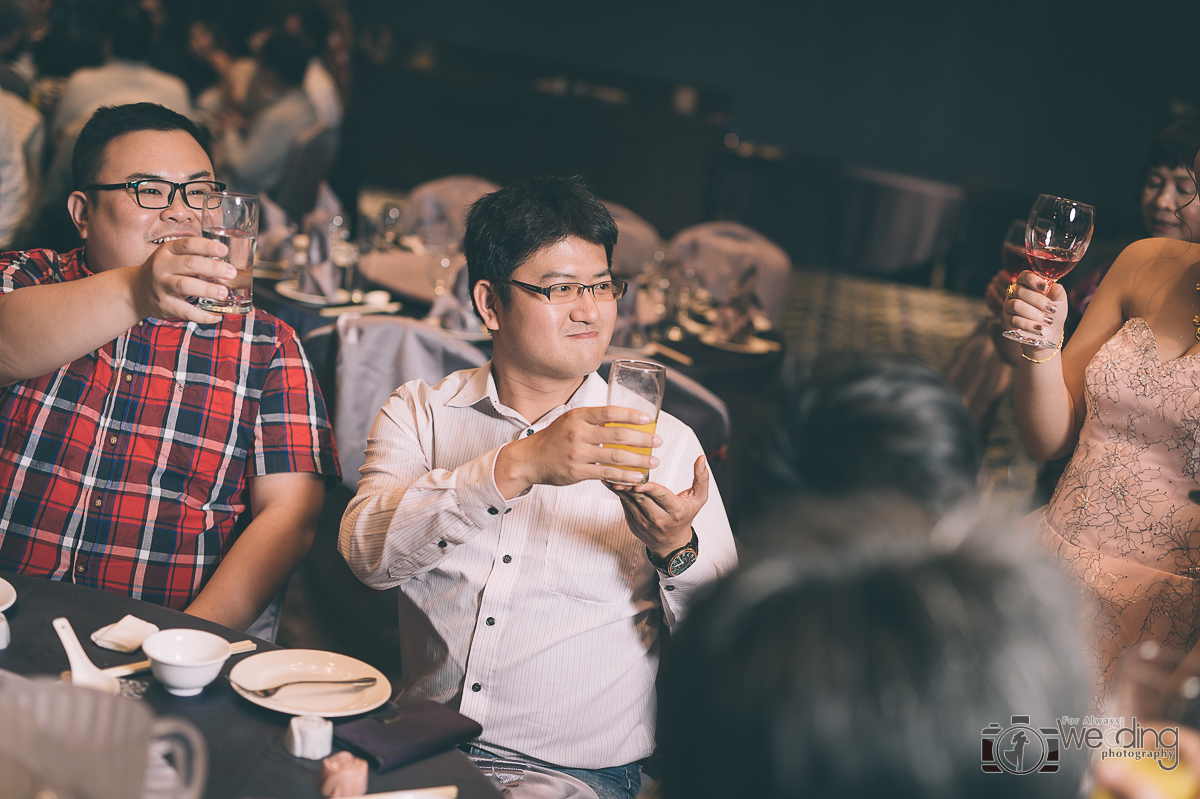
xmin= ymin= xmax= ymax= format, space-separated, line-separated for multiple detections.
xmin=142 ymin=629 xmax=232 ymax=696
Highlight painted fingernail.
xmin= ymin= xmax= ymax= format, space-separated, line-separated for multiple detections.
xmin=1037 ymin=282 xmax=1048 ymax=291
xmin=1044 ymin=317 xmax=1054 ymax=326
xmin=1034 ymin=324 xmax=1043 ymax=331
xmin=1046 ymin=304 xmax=1057 ymax=313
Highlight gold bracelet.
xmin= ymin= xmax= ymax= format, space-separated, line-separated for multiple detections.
xmin=1021 ymin=332 xmax=1065 ymax=363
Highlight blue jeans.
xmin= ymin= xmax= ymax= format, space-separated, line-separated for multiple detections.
xmin=462 ymin=745 xmax=642 ymax=799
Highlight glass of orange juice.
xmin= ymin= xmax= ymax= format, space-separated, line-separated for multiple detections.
xmin=1092 ymin=642 xmax=1200 ymax=799
xmin=604 ymin=359 xmax=666 ymax=484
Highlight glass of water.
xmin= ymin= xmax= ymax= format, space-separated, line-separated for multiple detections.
xmin=198 ymin=191 xmax=258 ymax=315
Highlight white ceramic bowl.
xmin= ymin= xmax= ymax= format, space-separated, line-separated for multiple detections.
xmin=141 ymin=629 xmax=232 ymax=696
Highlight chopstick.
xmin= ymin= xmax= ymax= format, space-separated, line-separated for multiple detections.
xmin=100 ymin=638 xmax=257 ymax=678
xmin=648 ymin=341 xmax=693 ymax=366
xmin=349 ymin=788 xmax=457 ymax=799
xmin=318 ymin=301 xmax=402 ymax=317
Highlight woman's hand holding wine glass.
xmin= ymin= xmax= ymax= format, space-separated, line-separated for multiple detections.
xmin=1003 ymin=194 xmax=1095 ymax=355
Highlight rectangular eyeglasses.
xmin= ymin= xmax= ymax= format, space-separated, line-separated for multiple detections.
xmin=507 ymin=278 xmax=628 ymax=303
xmin=81 ymin=179 xmax=228 ymax=210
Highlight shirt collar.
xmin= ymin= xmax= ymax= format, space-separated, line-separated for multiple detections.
xmin=448 ymin=363 xmax=608 ymax=424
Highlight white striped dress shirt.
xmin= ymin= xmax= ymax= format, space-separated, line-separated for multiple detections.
xmin=339 ymin=364 xmax=737 ymax=769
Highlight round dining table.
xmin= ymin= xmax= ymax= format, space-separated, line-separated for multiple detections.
xmin=0 ymin=571 xmax=501 ymax=799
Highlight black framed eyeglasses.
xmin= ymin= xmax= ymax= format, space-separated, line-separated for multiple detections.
xmin=507 ymin=278 xmax=628 ymax=303
xmin=81 ymin=179 xmax=227 ymax=210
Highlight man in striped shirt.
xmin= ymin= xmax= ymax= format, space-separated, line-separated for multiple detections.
xmin=0 ymin=103 xmax=338 ymax=632
xmin=341 ymin=177 xmax=737 ymax=799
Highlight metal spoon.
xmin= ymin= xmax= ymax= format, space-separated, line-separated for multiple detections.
xmin=52 ymin=617 xmax=119 ymax=694
xmin=232 ymin=676 xmax=376 ymax=698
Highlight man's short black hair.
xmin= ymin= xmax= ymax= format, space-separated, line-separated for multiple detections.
xmin=463 ymin=176 xmax=618 ymax=317
xmin=73 ymin=103 xmax=209 ymax=190
xmin=260 ymin=31 xmax=310 ymax=89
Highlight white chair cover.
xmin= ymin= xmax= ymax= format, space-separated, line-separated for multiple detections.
xmin=602 ymin=200 xmax=662 ymax=280
xmin=398 ymin=175 xmax=500 ymax=248
xmin=664 ymin=221 xmax=792 ymax=327
xmin=834 ymin=166 xmax=965 ymax=276
xmin=331 ymin=315 xmax=489 ymax=488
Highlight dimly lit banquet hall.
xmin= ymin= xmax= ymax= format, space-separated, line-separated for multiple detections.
xmin=3 ymin=1 xmax=1200 ymax=797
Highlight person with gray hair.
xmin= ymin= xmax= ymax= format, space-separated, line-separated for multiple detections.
xmin=656 ymin=503 xmax=1091 ymax=799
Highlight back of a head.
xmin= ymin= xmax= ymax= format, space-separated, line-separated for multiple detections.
xmin=656 ymin=506 xmax=1089 ymax=799
xmin=1148 ymin=119 xmax=1200 ymax=172
xmin=72 ymin=103 xmax=207 ymax=189
xmin=259 ymin=31 xmax=310 ymax=89
xmin=105 ymin=2 xmax=155 ymax=63
xmin=463 ymin=176 xmax=618 ymax=316
xmin=753 ymin=356 xmax=981 ymax=521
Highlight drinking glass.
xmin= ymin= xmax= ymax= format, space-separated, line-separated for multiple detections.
xmin=605 ymin=359 xmax=666 ymax=484
xmin=1002 ymin=194 xmax=1094 ymax=349
xmin=1092 ymin=642 xmax=1200 ymax=799
xmin=198 ymin=192 xmax=258 ymax=315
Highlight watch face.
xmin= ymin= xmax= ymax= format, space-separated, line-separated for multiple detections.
xmin=668 ymin=548 xmax=698 ymax=576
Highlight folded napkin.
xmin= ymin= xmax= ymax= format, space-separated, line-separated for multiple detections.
xmin=423 ymin=262 xmax=483 ymax=335
xmin=333 ymin=700 xmax=482 ymax=773
xmin=91 ymin=615 xmax=159 ymax=653
xmin=257 ymin=192 xmax=294 ymax=262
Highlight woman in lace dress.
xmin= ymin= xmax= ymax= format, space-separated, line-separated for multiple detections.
xmin=1005 ymin=177 xmax=1200 ymax=694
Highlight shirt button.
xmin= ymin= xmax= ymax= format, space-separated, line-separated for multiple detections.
xmin=503 ymin=508 xmax=511 ymax=514
xmin=502 ymin=555 xmax=512 ymax=563
xmin=488 ymin=507 xmax=499 ymax=515
xmin=93 ymin=499 xmax=102 ymax=507
xmin=74 ymin=563 xmax=85 ymax=574
xmin=525 ymin=429 xmax=534 ymax=437
xmin=471 ymin=683 xmax=482 ymax=692
xmin=109 ymin=436 xmax=118 ymax=445
xmin=486 ymin=617 xmax=495 ymax=626
xmin=137 ymin=321 xmax=144 ymax=327
xmin=124 ymin=374 xmax=133 ymax=382
xmin=438 ymin=540 xmax=447 ymax=548
xmin=664 ymin=585 xmax=676 ymax=591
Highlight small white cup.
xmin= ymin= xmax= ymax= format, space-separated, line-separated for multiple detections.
xmin=141 ymin=629 xmax=232 ymax=697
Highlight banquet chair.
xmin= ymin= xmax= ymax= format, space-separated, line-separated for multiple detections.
xmin=832 ymin=166 xmax=965 ymax=285
xmin=397 ymin=175 xmax=500 ymax=249
xmin=272 ymin=122 xmax=339 ymax=224
xmin=602 ymin=200 xmax=662 ymax=280
xmin=598 ymin=355 xmax=731 ymax=485
xmin=664 ymin=221 xmax=792 ymax=328
xmin=282 ymin=316 xmax=488 ymax=677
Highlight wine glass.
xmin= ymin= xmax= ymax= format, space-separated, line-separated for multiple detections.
xmin=1003 ymin=194 xmax=1094 ymax=349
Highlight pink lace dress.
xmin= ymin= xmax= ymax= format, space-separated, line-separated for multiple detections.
xmin=1038 ymin=318 xmax=1200 ymax=691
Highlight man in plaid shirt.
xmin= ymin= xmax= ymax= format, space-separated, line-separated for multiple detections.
xmin=0 ymin=103 xmax=339 ymax=632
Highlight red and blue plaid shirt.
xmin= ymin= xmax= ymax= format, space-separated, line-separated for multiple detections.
xmin=0 ymin=248 xmax=339 ymax=608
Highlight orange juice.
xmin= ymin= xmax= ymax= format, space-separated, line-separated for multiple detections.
xmin=604 ymin=421 xmax=656 ymax=479
xmin=1093 ymin=754 xmax=1199 ymax=799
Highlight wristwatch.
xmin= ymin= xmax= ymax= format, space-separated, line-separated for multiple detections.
xmin=647 ymin=529 xmax=699 ymax=577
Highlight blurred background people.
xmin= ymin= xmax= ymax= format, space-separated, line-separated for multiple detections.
xmin=0 ymin=0 xmax=32 ymax=99
xmin=214 ymin=30 xmax=319 ymax=197
xmin=656 ymin=505 xmax=1091 ymax=799
xmin=738 ymin=356 xmax=982 ymax=549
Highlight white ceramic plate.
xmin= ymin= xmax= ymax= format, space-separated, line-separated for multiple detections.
xmin=275 ymin=279 xmax=351 ymax=307
xmin=229 ymin=649 xmax=391 ymax=717
xmin=698 ymin=329 xmax=781 ymax=354
xmin=0 ymin=577 xmax=14 ymax=611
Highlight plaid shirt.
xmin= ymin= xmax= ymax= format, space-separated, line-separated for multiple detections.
xmin=0 ymin=248 xmax=339 ymax=608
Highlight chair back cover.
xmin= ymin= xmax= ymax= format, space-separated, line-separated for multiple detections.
xmin=833 ymin=166 xmax=965 ymax=276
xmin=398 ymin=175 xmax=500 ymax=248
xmin=602 ymin=200 xmax=662 ymax=280
xmin=273 ymin=123 xmax=339 ymax=223
xmin=664 ymin=221 xmax=792 ymax=327
xmin=332 ymin=315 xmax=489 ymax=488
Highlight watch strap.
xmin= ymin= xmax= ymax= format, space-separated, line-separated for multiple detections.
xmin=647 ymin=528 xmax=699 ymax=577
